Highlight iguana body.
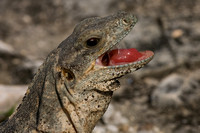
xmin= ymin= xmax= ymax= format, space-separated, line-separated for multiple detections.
xmin=0 ymin=12 xmax=154 ymax=133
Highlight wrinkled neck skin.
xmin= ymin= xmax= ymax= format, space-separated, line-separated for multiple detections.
xmin=0 ymin=49 xmax=115 ymax=133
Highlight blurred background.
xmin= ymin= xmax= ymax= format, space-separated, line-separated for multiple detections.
xmin=0 ymin=0 xmax=200 ymax=133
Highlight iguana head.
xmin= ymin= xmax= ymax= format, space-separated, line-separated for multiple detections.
xmin=0 ymin=12 xmax=154 ymax=133
xmin=57 ymin=11 xmax=154 ymax=92
xmin=55 ymin=12 xmax=154 ymax=132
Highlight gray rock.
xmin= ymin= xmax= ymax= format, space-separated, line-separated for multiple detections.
xmin=102 ymin=104 xmax=129 ymax=125
xmin=0 ymin=40 xmax=14 ymax=54
xmin=151 ymin=74 xmax=184 ymax=108
xmin=93 ymin=126 xmax=106 ymax=133
xmin=179 ymin=70 xmax=200 ymax=109
xmin=0 ymin=40 xmax=42 ymax=84
xmin=0 ymin=84 xmax=27 ymax=112
xmin=151 ymin=70 xmax=200 ymax=109
xmin=94 ymin=104 xmax=134 ymax=133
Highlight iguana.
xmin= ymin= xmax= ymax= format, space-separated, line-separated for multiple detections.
xmin=0 ymin=11 xmax=154 ymax=133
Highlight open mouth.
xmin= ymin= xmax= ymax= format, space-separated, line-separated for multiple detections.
xmin=96 ymin=48 xmax=154 ymax=66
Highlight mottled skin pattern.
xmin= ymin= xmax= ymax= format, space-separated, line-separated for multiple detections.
xmin=0 ymin=12 xmax=153 ymax=133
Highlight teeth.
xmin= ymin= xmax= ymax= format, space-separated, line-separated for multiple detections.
xmin=133 ymin=61 xmax=137 ymax=65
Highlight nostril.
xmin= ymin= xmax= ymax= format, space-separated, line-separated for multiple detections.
xmin=122 ymin=18 xmax=129 ymax=25
xmin=122 ymin=15 xmax=137 ymax=26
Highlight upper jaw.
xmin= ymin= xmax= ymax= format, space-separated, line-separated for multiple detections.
xmin=91 ymin=13 xmax=154 ymax=70
xmin=92 ymin=13 xmax=137 ymax=65
xmin=83 ymin=12 xmax=154 ymax=82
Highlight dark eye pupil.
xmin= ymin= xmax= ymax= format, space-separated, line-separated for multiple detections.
xmin=86 ymin=38 xmax=100 ymax=47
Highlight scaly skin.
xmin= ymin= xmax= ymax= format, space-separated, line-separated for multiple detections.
xmin=0 ymin=11 xmax=153 ymax=133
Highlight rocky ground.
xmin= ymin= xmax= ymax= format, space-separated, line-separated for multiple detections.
xmin=0 ymin=0 xmax=200 ymax=133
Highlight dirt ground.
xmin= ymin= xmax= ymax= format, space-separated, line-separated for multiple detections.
xmin=0 ymin=0 xmax=200 ymax=133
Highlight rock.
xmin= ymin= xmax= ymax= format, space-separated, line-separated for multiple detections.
xmin=103 ymin=104 xmax=129 ymax=125
xmin=179 ymin=70 xmax=200 ymax=109
xmin=137 ymin=125 xmax=163 ymax=133
xmin=171 ymin=29 xmax=184 ymax=39
xmin=0 ymin=40 xmax=14 ymax=54
xmin=106 ymin=125 xmax=119 ymax=132
xmin=0 ymin=40 xmax=42 ymax=84
xmin=151 ymin=70 xmax=200 ymax=109
xmin=0 ymin=84 xmax=27 ymax=112
xmin=94 ymin=104 xmax=135 ymax=133
xmin=151 ymin=74 xmax=184 ymax=108
xmin=93 ymin=126 xmax=106 ymax=133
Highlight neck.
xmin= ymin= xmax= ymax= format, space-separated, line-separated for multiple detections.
xmin=0 ymin=52 xmax=57 ymax=132
xmin=0 ymin=50 xmax=113 ymax=133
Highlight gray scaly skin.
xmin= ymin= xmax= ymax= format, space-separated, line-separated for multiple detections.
xmin=0 ymin=11 xmax=154 ymax=133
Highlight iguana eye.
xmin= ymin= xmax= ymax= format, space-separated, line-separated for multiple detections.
xmin=86 ymin=38 xmax=100 ymax=47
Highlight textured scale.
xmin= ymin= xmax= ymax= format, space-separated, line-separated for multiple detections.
xmin=0 ymin=11 xmax=153 ymax=133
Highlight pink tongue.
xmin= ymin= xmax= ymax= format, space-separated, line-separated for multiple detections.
xmin=109 ymin=48 xmax=143 ymax=65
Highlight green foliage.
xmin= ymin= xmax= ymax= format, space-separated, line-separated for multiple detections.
xmin=0 ymin=106 xmax=15 ymax=123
